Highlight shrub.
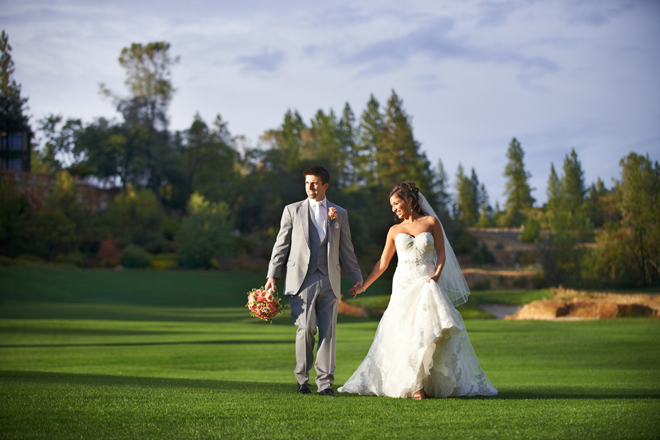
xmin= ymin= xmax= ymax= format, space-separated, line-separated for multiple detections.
xmin=514 ymin=251 xmax=538 ymax=266
xmin=161 ymin=216 xmax=181 ymax=241
xmin=531 ymin=272 xmax=547 ymax=289
xmin=512 ymin=275 xmax=529 ymax=288
xmin=55 ymin=251 xmax=85 ymax=267
xmin=176 ymin=193 xmax=236 ymax=269
xmin=97 ymin=237 xmax=121 ymax=267
xmin=0 ymin=181 xmax=30 ymax=256
xmin=121 ymin=245 xmax=151 ymax=268
xmin=471 ymin=243 xmax=495 ymax=266
xmin=519 ymin=218 xmax=540 ymax=243
xmin=472 ymin=279 xmax=491 ymax=290
xmin=151 ymin=253 xmax=179 ymax=271
xmin=108 ymin=188 xmax=163 ymax=251
xmin=27 ymin=198 xmax=80 ymax=260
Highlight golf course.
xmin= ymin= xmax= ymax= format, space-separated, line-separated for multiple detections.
xmin=1 ymin=266 xmax=658 ymax=439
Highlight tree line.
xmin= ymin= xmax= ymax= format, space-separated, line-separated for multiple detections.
xmin=1 ymin=33 xmax=658 ymax=288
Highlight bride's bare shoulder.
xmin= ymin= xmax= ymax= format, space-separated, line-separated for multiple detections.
xmin=421 ymin=215 xmax=440 ymax=226
xmin=388 ymin=224 xmax=403 ymax=238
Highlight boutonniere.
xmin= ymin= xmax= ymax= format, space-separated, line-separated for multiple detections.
xmin=328 ymin=207 xmax=337 ymax=221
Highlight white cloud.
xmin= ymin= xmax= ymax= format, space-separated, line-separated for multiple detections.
xmin=2 ymin=0 xmax=658 ymax=205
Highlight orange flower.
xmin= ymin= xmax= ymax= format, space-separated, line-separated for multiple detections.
xmin=328 ymin=207 xmax=337 ymax=221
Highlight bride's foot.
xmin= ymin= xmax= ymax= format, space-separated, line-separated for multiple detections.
xmin=413 ymin=389 xmax=427 ymax=400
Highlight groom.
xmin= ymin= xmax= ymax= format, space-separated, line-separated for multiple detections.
xmin=265 ymin=165 xmax=363 ymax=397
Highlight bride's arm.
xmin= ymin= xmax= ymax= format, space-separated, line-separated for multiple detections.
xmin=428 ymin=217 xmax=447 ymax=283
xmin=349 ymin=229 xmax=397 ymax=297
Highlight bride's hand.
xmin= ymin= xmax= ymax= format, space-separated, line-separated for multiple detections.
xmin=349 ymin=283 xmax=364 ymax=298
xmin=427 ymin=275 xmax=440 ymax=283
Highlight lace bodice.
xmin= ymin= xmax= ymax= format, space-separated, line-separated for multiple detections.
xmin=395 ymin=232 xmax=436 ymax=268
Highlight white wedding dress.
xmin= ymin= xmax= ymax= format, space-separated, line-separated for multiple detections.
xmin=338 ymin=232 xmax=498 ymax=398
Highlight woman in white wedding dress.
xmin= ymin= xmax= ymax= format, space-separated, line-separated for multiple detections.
xmin=338 ymin=182 xmax=497 ymax=400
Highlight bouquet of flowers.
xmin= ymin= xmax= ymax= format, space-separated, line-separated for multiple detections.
xmin=246 ymin=287 xmax=285 ymax=323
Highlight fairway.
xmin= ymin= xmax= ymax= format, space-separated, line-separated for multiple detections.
xmin=1 ymin=267 xmax=659 ymax=439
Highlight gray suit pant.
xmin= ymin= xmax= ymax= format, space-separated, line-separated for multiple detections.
xmin=289 ymin=271 xmax=338 ymax=391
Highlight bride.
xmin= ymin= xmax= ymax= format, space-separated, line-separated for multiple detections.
xmin=338 ymin=182 xmax=498 ymax=400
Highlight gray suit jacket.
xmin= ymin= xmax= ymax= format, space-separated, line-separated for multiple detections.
xmin=267 ymin=199 xmax=362 ymax=298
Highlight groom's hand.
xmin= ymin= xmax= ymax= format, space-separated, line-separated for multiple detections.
xmin=265 ymin=277 xmax=277 ymax=292
xmin=350 ymin=282 xmax=363 ymax=298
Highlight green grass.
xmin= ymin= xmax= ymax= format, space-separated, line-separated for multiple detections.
xmin=0 ymin=267 xmax=659 ymax=439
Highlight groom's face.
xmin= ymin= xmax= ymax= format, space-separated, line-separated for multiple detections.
xmin=305 ymin=174 xmax=328 ymax=201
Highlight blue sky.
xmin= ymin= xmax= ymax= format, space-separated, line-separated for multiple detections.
xmin=2 ymin=0 xmax=659 ymax=205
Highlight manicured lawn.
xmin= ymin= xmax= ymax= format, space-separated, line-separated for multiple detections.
xmin=0 ymin=267 xmax=659 ymax=439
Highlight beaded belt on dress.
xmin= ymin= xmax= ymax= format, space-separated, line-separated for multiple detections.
xmin=398 ymin=257 xmax=434 ymax=266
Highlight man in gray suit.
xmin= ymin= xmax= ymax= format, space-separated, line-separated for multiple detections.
xmin=265 ymin=165 xmax=363 ymax=397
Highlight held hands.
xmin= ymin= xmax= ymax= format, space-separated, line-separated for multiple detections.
xmin=349 ymin=281 xmax=364 ymax=298
xmin=265 ymin=277 xmax=278 ymax=292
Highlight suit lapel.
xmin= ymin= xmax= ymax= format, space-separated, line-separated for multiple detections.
xmin=327 ymin=201 xmax=337 ymax=252
xmin=301 ymin=200 xmax=311 ymax=249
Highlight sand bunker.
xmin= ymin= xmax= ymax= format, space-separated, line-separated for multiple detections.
xmin=505 ymin=288 xmax=660 ymax=320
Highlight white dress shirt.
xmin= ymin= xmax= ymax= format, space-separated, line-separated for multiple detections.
xmin=308 ymin=197 xmax=328 ymax=240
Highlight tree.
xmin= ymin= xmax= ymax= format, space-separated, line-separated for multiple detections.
xmin=24 ymin=171 xmax=84 ymax=260
xmin=338 ymin=103 xmax=363 ymax=189
xmin=502 ymin=138 xmax=535 ymax=226
xmin=100 ymin=42 xmax=179 ymax=131
xmin=476 ymin=183 xmax=493 ymax=227
xmin=0 ymin=30 xmax=29 ymax=131
xmin=433 ymin=159 xmax=452 ymax=219
xmin=35 ymin=115 xmax=95 ymax=176
xmin=309 ymin=109 xmax=347 ymax=187
xmin=583 ymin=178 xmax=608 ymax=229
xmin=561 ymin=148 xmax=586 ymax=215
xmin=181 ymin=113 xmax=239 ymax=206
xmin=376 ymin=90 xmax=434 ymax=194
xmin=542 ymin=150 xmax=592 ymax=286
xmin=357 ymin=94 xmax=382 ymax=187
xmin=596 ymin=153 xmax=660 ymax=287
xmin=108 ymin=187 xmax=164 ymax=251
xmin=0 ymin=180 xmax=29 ymax=256
xmin=176 ymin=192 xmax=235 ymax=268
xmin=455 ymin=164 xmax=480 ymax=226
xmin=99 ymin=42 xmax=181 ymax=200
xmin=546 ymin=163 xmax=561 ymax=212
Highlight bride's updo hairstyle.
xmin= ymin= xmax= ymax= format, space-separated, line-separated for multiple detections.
xmin=389 ymin=181 xmax=427 ymax=219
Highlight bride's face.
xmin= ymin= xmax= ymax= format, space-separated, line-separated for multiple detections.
xmin=390 ymin=195 xmax=412 ymax=219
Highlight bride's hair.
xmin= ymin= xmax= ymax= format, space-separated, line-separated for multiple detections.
xmin=389 ymin=181 xmax=427 ymax=219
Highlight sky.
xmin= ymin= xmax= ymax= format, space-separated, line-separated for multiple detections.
xmin=2 ymin=0 xmax=659 ymax=205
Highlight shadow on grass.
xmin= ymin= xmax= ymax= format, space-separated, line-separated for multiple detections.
xmin=2 ymin=370 xmax=657 ymax=401
xmin=0 ymin=303 xmax=382 ymax=324
xmin=0 ymin=339 xmax=292 ymax=349
xmin=0 ymin=370 xmax=294 ymax=394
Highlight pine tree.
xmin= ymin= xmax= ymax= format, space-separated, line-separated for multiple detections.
xmin=0 ymin=30 xmax=30 ymax=131
xmin=561 ymin=148 xmax=585 ymax=214
xmin=546 ymin=163 xmax=561 ymax=212
xmin=584 ymin=177 xmax=608 ymax=228
xmin=455 ymin=164 xmax=479 ymax=225
xmin=280 ymin=109 xmax=306 ymax=170
xmin=357 ymin=94 xmax=382 ymax=186
xmin=338 ymin=103 xmax=361 ymax=189
xmin=376 ymin=90 xmax=434 ymax=194
xmin=433 ymin=159 xmax=451 ymax=217
xmin=502 ymin=137 xmax=535 ymax=226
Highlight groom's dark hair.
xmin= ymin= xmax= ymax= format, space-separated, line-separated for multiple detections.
xmin=303 ymin=165 xmax=331 ymax=185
